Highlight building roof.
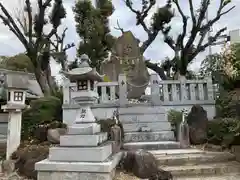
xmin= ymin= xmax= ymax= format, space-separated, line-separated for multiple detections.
xmin=0 ymin=69 xmax=43 ymax=98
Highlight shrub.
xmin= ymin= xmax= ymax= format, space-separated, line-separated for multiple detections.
xmin=207 ymin=118 xmax=240 ymax=148
xmin=21 ymin=96 xmax=62 ymax=140
xmin=216 ymin=91 xmax=240 ymax=118
xmin=168 ymin=110 xmax=182 ymax=136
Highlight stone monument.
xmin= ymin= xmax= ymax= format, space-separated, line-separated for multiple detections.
xmin=35 ymin=54 xmax=122 ymax=180
xmin=101 ymin=31 xmax=150 ymax=99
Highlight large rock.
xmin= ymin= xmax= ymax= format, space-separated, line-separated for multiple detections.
xmin=187 ymin=105 xmax=208 ymax=145
xmin=121 ymin=149 xmax=172 ymax=179
xmin=47 ymin=128 xmax=67 ymax=144
xmin=12 ymin=142 xmax=50 ymax=179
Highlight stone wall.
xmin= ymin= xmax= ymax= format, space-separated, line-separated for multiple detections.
xmin=63 ymin=103 xmax=216 ymax=126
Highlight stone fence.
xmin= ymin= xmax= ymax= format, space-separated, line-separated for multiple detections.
xmin=62 ymin=74 xmax=216 ymax=125
xmin=63 ymin=74 xmax=215 ymax=106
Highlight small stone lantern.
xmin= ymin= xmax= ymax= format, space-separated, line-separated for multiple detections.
xmin=63 ymin=54 xmax=104 ymax=123
xmin=1 ymin=73 xmax=28 ymax=160
xmin=178 ymin=109 xmax=190 ymax=148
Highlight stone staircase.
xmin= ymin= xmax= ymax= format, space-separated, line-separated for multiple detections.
xmin=119 ymin=106 xmax=180 ymax=150
xmin=151 ymin=149 xmax=240 ymax=179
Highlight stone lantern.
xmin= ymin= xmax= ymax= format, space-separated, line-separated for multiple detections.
xmin=63 ymin=54 xmax=104 ymax=124
xmin=1 ymin=73 xmax=28 ymax=160
xmin=35 ymin=54 xmax=122 ymax=180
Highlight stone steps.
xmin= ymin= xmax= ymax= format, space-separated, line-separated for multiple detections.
xmin=151 ymin=149 xmax=240 ymax=178
xmin=123 ymin=141 xmax=181 ymax=150
xmin=155 ymin=151 xmax=236 ymax=166
xmin=160 ymin=162 xmax=240 ymax=177
xmin=124 ymin=131 xmax=175 ymax=142
xmin=174 ymin=174 xmax=240 ymax=180
xmin=122 ymin=122 xmax=171 ymax=132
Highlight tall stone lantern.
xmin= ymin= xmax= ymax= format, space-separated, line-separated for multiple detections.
xmin=63 ymin=54 xmax=104 ymax=126
xmin=35 ymin=54 xmax=122 ymax=180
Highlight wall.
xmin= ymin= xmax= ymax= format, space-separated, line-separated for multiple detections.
xmin=63 ymin=103 xmax=216 ymax=126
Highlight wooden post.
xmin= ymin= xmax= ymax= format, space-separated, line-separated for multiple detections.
xmin=118 ymin=74 xmax=128 ymax=106
xmin=150 ymin=74 xmax=161 ymax=105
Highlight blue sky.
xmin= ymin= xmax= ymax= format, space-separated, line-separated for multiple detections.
xmin=0 ymin=0 xmax=240 ymax=79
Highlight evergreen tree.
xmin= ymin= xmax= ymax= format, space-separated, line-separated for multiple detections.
xmin=73 ymin=0 xmax=115 ymax=71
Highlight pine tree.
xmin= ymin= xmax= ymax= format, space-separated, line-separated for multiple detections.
xmin=73 ymin=0 xmax=115 ymax=71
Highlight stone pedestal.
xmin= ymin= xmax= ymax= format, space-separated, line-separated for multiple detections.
xmin=35 ymin=121 xmax=122 ymax=180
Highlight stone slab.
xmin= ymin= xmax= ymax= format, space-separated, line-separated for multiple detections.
xmin=35 ymin=152 xmax=123 ymax=173
xmin=49 ymin=143 xmax=112 ymax=162
xmin=123 ymin=122 xmax=171 ymax=132
xmin=68 ymin=123 xmax=100 ymax=135
xmin=60 ymin=132 xmax=108 ymax=146
xmin=119 ymin=106 xmax=165 ymax=114
xmin=123 ymin=141 xmax=181 ymax=150
xmin=124 ymin=131 xmax=175 ymax=142
xmin=37 ymin=170 xmax=115 ymax=180
xmin=155 ymin=152 xmax=236 ymax=166
xmin=161 ymin=162 xmax=240 ymax=177
xmin=119 ymin=113 xmax=167 ymax=123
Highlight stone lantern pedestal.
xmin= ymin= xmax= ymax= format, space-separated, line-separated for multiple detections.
xmin=35 ymin=54 xmax=122 ymax=180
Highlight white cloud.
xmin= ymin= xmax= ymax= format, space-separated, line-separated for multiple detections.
xmin=0 ymin=0 xmax=239 ymax=78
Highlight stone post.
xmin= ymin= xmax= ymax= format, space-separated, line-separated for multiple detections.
xmin=150 ymin=74 xmax=161 ymax=105
xmin=2 ymin=107 xmax=24 ymax=160
xmin=63 ymin=77 xmax=70 ymax=104
xmin=118 ymin=74 xmax=128 ymax=106
xmin=206 ymin=76 xmax=214 ymax=101
xmin=179 ymin=75 xmax=187 ymax=102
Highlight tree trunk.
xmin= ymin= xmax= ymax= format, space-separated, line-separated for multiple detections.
xmin=34 ymin=67 xmax=52 ymax=96
xmin=145 ymin=61 xmax=167 ymax=80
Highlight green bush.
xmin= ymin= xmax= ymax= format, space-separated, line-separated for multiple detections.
xmin=216 ymin=91 xmax=240 ymax=118
xmin=21 ymin=96 xmax=62 ymax=140
xmin=207 ymin=118 xmax=240 ymax=148
xmin=168 ymin=110 xmax=182 ymax=136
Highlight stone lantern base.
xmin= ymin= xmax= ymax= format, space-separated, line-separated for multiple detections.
xmin=35 ymin=152 xmax=122 ymax=180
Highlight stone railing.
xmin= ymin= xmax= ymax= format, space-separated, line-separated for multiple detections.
xmin=64 ymin=74 xmax=215 ymax=106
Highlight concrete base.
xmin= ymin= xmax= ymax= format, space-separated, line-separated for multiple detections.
xmin=60 ymin=132 xmax=108 ymax=146
xmin=36 ymin=152 xmax=122 ymax=180
xmin=49 ymin=143 xmax=112 ymax=162
xmin=124 ymin=131 xmax=175 ymax=142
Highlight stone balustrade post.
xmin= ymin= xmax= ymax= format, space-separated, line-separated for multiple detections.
xmin=150 ymin=74 xmax=161 ymax=105
xmin=118 ymin=74 xmax=128 ymax=106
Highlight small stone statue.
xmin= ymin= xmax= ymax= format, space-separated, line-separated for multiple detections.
xmin=178 ymin=109 xmax=190 ymax=148
xmin=110 ymin=110 xmax=124 ymax=153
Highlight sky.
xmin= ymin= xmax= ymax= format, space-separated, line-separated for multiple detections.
xmin=0 ymin=0 xmax=240 ymax=81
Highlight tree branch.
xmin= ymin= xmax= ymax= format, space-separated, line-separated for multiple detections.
xmin=172 ymin=0 xmax=188 ymax=49
xmin=0 ymin=3 xmax=29 ymax=50
xmin=188 ymin=0 xmax=196 ymax=26
xmin=145 ymin=60 xmax=167 ymax=80
xmin=114 ymin=19 xmax=124 ymax=34
xmin=191 ymin=27 xmax=227 ymax=60
xmin=25 ymin=0 xmax=33 ymax=45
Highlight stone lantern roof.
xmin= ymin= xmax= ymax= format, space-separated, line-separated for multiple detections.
xmin=63 ymin=54 xmax=104 ymax=82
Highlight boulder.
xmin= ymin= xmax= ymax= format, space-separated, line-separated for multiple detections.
xmin=121 ymin=149 xmax=172 ymax=179
xmin=34 ymin=126 xmax=48 ymax=142
xmin=187 ymin=105 xmax=208 ymax=145
xmin=12 ymin=143 xmax=50 ymax=180
xmin=47 ymin=128 xmax=67 ymax=144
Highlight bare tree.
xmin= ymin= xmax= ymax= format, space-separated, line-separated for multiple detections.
xmin=0 ymin=0 xmax=73 ymax=95
xmin=124 ymin=0 xmax=235 ymax=79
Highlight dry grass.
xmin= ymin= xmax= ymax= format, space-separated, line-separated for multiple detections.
xmin=114 ymin=170 xmax=140 ymax=180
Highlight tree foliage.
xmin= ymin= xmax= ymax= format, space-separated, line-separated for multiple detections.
xmin=0 ymin=53 xmax=34 ymax=73
xmin=123 ymin=0 xmax=234 ymax=79
xmin=200 ymin=43 xmax=240 ymax=90
xmin=73 ymin=0 xmax=115 ymax=71
xmin=0 ymin=0 xmax=74 ymax=95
